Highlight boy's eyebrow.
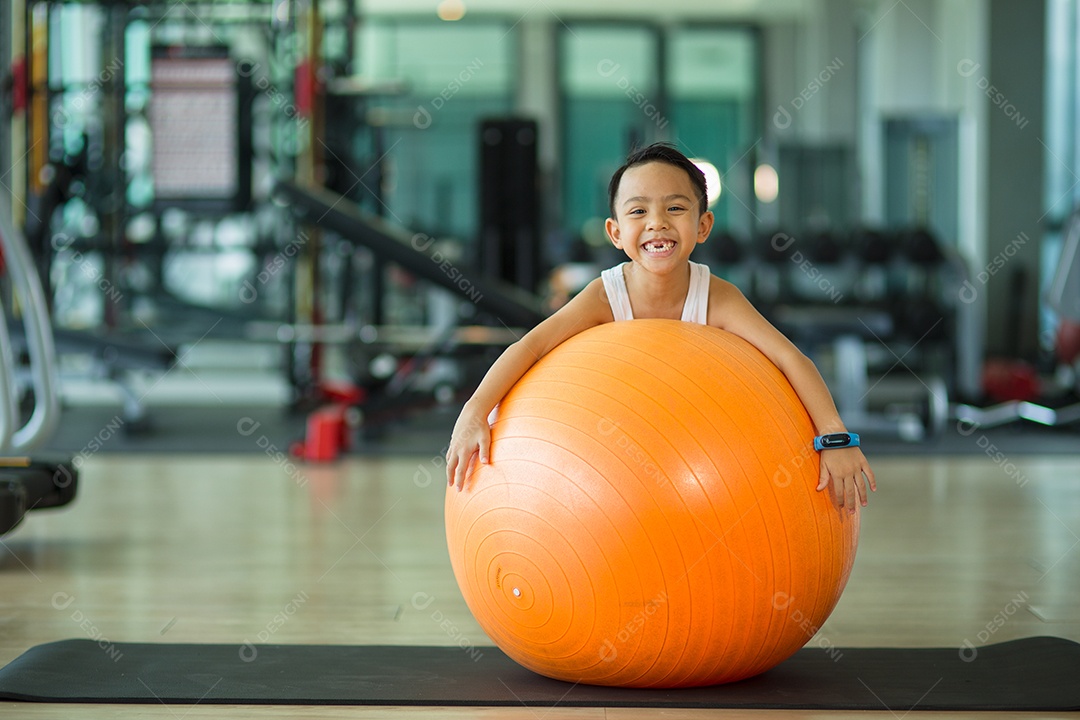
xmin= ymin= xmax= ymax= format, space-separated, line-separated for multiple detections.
xmin=621 ymin=193 xmax=693 ymax=207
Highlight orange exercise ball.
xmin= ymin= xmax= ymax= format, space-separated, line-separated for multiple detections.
xmin=445 ymin=320 xmax=860 ymax=688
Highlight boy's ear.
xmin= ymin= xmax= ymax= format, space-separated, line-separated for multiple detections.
xmin=605 ymin=217 xmax=622 ymax=248
xmin=697 ymin=210 xmax=715 ymax=243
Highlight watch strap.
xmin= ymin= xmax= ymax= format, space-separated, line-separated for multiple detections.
xmin=813 ymin=433 xmax=860 ymax=451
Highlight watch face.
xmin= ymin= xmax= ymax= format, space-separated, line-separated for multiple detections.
xmin=823 ymin=433 xmax=850 ymax=447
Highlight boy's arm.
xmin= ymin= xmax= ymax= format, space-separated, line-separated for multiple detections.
xmin=447 ymin=279 xmax=612 ymax=491
xmin=709 ymin=279 xmax=876 ymax=511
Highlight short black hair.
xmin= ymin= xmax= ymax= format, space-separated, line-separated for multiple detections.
xmin=607 ymin=142 xmax=708 ymax=218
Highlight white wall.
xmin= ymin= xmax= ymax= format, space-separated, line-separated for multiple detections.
xmin=857 ymin=0 xmax=990 ymax=393
xmin=857 ymin=0 xmax=988 ymax=264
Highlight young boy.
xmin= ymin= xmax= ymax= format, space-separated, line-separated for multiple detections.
xmin=446 ymin=143 xmax=875 ymax=511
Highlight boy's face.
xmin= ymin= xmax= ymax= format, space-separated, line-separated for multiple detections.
xmin=605 ymin=161 xmax=713 ymax=274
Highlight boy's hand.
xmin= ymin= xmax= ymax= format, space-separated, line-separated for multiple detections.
xmin=816 ymin=447 xmax=876 ymax=512
xmin=446 ymin=409 xmax=491 ymax=491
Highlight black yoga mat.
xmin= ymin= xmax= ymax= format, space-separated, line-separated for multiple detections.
xmin=1 ymin=636 xmax=1077 ymax=710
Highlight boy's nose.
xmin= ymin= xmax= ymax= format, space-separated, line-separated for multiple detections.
xmin=647 ymin=213 xmax=669 ymax=230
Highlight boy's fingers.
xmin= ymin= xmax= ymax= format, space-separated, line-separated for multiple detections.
xmin=479 ymin=436 xmax=490 ymax=464
xmin=817 ymin=462 xmax=830 ymax=491
xmin=446 ymin=454 xmax=457 ymax=486
xmin=453 ymin=452 xmax=467 ymax=490
xmin=812 ymin=457 xmax=877 ymax=510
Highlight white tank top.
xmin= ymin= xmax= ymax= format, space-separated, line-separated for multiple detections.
xmin=600 ymin=261 xmax=710 ymax=324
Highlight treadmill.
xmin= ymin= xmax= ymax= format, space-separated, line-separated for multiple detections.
xmin=0 ymin=194 xmax=78 ymax=536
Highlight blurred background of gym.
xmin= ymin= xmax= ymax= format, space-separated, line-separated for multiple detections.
xmin=1 ymin=0 xmax=1078 ymax=468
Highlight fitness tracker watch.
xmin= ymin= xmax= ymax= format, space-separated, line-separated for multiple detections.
xmin=813 ymin=432 xmax=860 ymax=451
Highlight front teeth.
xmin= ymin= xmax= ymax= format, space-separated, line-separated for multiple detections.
xmin=644 ymin=241 xmax=675 ymax=253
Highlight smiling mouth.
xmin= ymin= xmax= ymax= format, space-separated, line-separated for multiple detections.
xmin=643 ymin=240 xmax=676 ymax=254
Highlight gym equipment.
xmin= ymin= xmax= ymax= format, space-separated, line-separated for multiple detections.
xmin=272 ymin=180 xmax=549 ymax=449
xmin=288 ymin=381 xmax=363 ymax=462
xmin=478 ymin=118 xmax=542 ymax=294
xmin=756 ymin=226 xmax=950 ymax=442
xmin=1057 ymin=318 xmax=1080 ymax=365
xmin=0 ymin=195 xmax=78 ymax=536
xmin=2 ymin=637 xmax=1078 ymax=709
xmin=273 ymin=181 xmax=547 ymax=328
xmin=953 ymin=207 xmax=1080 ymax=429
xmin=1049 ymin=205 xmax=1080 ymax=330
xmin=23 ymin=146 xmax=177 ymax=432
xmin=445 ymin=320 xmax=859 ymax=688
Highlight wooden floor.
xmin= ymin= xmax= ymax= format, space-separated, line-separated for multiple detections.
xmin=2 ymin=449 xmax=1078 ymax=719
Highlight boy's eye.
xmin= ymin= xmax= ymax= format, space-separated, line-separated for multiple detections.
xmin=668 ymin=205 xmax=686 ymax=212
